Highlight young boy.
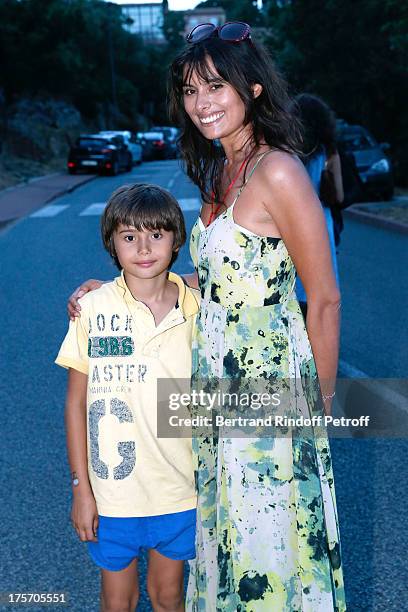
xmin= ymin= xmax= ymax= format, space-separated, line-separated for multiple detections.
xmin=56 ymin=184 xmax=199 ymax=612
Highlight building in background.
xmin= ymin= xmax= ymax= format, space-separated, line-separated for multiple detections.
xmin=184 ymin=7 xmax=226 ymax=37
xmin=121 ymin=3 xmax=166 ymax=43
xmin=118 ymin=2 xmax=227 ymax=46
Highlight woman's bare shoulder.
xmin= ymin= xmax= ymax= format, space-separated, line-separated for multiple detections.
xmin=255 ymin=152 xmax=329 ymax=262
xmin=256 ymin=150 xmax=315 ymax=215
xmin=258 ymin=150 xmax=306 ymax=186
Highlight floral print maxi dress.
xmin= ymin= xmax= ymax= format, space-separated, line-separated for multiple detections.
xmin=186 ymin=153 xmax=346 ymax=611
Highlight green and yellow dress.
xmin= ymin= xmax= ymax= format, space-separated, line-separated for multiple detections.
xmin=186 ymin=153 xmax=346 ymax=611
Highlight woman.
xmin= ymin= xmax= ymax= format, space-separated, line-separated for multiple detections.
xmin=69 ymin=23 xmax=346 ymax=611
xmin=294 ymin=94 xmax=344 ymax=317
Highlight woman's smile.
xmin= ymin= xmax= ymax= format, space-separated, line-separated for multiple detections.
xmin=199 ymin=111 xmax=225 ymax=125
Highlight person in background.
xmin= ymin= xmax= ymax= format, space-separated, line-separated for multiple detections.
xmin=294 ymin=94 xmax=344 ymax=318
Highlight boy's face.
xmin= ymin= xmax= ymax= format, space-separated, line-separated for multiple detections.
xmin=112 ymin=224 xmax=177 ymax=280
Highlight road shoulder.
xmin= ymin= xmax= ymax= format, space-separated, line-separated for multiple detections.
xmin=344 ymin=197 xmax=408 ymax=235
xmin=0 ymin=172 xmax=96 ymax=228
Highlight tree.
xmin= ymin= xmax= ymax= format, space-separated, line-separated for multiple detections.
xmin=163 ymin=9 xmax=185 ymax=52
xmin=0 ymin=0 xmax=170 ymax=127
xmin=265 ymin=0 xmax=408 ymax=184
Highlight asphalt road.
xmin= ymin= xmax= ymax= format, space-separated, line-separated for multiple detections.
xmin=338 ymin=215 xmax=407 ymax=378
xmin=0 ymin=161 xmax=406 ymax=611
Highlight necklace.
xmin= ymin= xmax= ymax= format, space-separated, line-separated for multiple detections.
xmin=207 ymin=156 xmax=248 ymax=226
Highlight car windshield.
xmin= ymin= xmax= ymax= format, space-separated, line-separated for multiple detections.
xmin=143 ymin=133 xmax=163 ymax=140
xmin=77 ymin=138 xmax=107 ymax=147
xmin=339 ymin=131 xmax=376 ymax=151
xmin=152 ymin=127 xmax=171 ymax=138
xmin=101 ymin=132 xmax=129 ymax=142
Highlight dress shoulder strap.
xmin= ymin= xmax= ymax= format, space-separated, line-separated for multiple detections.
xmin=230 ymin=149 xmax=274 ymax=208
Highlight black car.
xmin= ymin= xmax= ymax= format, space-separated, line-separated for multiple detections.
xmin=337 ymin=124 xmax=394 ymax=200
xmin=67 ymin=134 xmax=132 ymax=175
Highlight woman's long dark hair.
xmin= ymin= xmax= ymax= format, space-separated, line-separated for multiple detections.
xmin=294 ymin=94 xmax=338 ymax=160
xmin=168 ymin=36 xmax=302 ymax=203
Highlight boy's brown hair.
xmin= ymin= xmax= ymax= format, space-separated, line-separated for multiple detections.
xmin=101 ymin=183 xmax=186 ymax=270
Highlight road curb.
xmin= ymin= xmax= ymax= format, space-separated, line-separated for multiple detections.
xmin=0 ymin=173 xmax=97 ymax=233
xmin=0 ymin=172 xmax=62 ymax=196
xmin=344 ymin=206 xmax=408 ymax=235
xmin=42 ymin=174 xmax=97 ymax=206
xmin=337 ymin=358 xmax=408 ymax=439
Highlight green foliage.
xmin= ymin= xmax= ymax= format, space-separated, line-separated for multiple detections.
xmin=0 ymin=0 xmax=406 ymax=180
xmin=163 ymin=9 xmax=186 ymax=52
xmin=265 ymin=0 xmax=408 ymax=183
xmin=0 ymin=0 xmax=168 ymax=127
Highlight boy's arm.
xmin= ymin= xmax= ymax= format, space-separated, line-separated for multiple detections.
xmin=65 ymin=368 xmax=98 ymax=542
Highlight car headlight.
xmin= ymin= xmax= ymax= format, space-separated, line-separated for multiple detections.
xmin=370 ymin=158 xmax=390 ymax=173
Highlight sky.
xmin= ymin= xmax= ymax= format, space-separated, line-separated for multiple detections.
xmin=113 ymin=1 xmax=201 ymax=10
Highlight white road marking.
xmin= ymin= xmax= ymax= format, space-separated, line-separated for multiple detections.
xmin=168 ymin=170 xmax=181 ymax=190
xmin=79 ymin=203 xmax=106 ymax=216
xmin=30 ymin=205 xmax=69 ymax=218
xmin=178 ymin=198 xmax=201 ymax=211
xmin=27 ymin=197 xmax=200 ymax=219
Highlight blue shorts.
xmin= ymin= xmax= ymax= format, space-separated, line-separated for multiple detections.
xmin=87 ymin=508 xmax=196 ymax=572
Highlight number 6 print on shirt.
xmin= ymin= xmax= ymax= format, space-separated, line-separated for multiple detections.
xmin=88 ymin=398 xmax=136 ymax=480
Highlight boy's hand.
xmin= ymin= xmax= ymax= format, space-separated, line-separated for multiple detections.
xmin=67 ymin=279 xmax=104 ymax=321
xmin=71 ymin=492 xmax=99 ymax=542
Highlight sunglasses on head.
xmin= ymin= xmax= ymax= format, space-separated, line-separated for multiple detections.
xmin=187 ymin=21 xmax=251 ymax=44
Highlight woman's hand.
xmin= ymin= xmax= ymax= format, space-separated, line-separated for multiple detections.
xmin=181 ymin=272 xmax=199 ymax=290
xmin=67 ymin=279 xmax=104 ymax=320
xmin=71 ymin=491 xmax=98 ymax=542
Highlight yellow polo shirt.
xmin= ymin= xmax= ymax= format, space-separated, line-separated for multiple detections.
xmin=56 ymin=272 xmax=199 ymax=517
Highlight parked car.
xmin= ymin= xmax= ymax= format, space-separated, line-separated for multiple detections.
xmin=98 ymin=130 xmax=142 ymax=165
xmin=137 ymin=131 xmax=172 ymax=161
xmin=336 ymin=124 xmax=394 ymax=200
xmin=67 ymin=134 xmax=133 ymax=175
xmin=150 ymin=126 xmax=179 ymax=158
